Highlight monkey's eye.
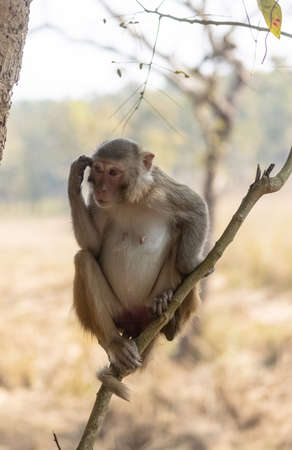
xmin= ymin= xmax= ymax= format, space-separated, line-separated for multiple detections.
xmin=109 ymin=168 xmax=120 ymax=177
xmin=94 ymin=165 xmax=103 ymax=173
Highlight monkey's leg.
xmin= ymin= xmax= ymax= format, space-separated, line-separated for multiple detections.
xmin=149 ymin=248 xmax=201 ymax=341
xmin=162 ymin=288 xmax=200 ymax=341
xmin=74 ymin=250 xmax=142 ymax=371
xmin=148 ymin=248 xmax=182 ymax=341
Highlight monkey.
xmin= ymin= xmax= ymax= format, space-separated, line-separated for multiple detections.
xmin=68 ymin=138 xmax=209 ymax=400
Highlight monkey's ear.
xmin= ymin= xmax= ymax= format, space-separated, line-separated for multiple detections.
xmin=142 ymin=152 xmax=155 ymax=171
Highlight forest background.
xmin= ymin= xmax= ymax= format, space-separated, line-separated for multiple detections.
xmin=1 ymin=1 xmax=292 ymax=449
xmin=1 ymin=71 xmax=292 ymax=207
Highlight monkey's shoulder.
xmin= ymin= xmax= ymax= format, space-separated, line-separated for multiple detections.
xmin=150 ymin=166 xmax=208 ymax=220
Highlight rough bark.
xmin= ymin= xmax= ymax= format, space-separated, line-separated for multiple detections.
xmin=0 ymin=0 xmax=31 ymax=161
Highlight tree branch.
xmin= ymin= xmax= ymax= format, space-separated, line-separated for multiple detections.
xmin=76 ymin=147 xmax=292 ymax=450
xmin=53 ymin=432 xmax=62 ymax=450
xmin=135 ymin=3 xmax=292 ymax=39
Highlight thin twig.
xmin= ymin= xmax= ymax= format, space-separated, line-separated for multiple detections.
xmin=142 ymin=96 xmax=183 ymax=136
xmin=75 ymin=147 xmax=292 ymax=450
xmin=53 ymin=432 xmax=62 ymax=450
xmin=121 ymin=100 xmax=140 ymax=134
xmin=261 ymin=0 xmax=280 ymax=64
xmin=109 ymin=83 xmax=144 ymax=119
xmin=112 ymin=97 xmax=140 ymax=134
xmin=134 ymin=5 xmax=292 ymax=39
xmin=110 ymin=15 xmax=162 ymax=133
xmin=255 ymin=164 xmax=261 ymax=183
xmin=241 ymin=0 xmax=253 ymax=34
xmin=128 ymin=15 xmax=162 ymax=124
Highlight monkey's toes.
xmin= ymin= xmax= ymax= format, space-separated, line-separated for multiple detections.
xmin=115 ymin=340 xmax=142 ymax=372
xmin=151 ymin=289 xmax=173 ymax=316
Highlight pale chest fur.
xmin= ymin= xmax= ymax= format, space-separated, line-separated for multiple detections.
xmin=98 ymin=205 xmax=172 ymax=307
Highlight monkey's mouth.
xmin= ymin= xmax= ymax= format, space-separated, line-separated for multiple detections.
xmin=96 ymin=198 xmax=113 ymax=208
xmin=93 ymin=193 xmax=113 ymax=208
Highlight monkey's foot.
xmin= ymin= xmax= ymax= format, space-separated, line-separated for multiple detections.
xmin=108 ymin=337 xmax=142 ymax=372
xmin=151 ymin=289 xmax=173 ymax=316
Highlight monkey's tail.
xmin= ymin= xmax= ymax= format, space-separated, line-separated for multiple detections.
xmin=97 ymin=367 xmax=130 ymax=401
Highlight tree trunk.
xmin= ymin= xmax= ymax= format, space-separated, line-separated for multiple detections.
xmin=0 ymin=0 xmax=31 ymax=161
xmin=203 ymin=146 xmax=219 ymax=236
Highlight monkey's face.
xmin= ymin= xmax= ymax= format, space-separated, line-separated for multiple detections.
xmin=88 ymin=159 xmax=128 ymax=208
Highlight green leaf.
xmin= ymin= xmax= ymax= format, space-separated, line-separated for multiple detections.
xmin=174 ymin=70 xmax=190 ymax=78
xmin=117 ymin=69 xmax=122 ymax=78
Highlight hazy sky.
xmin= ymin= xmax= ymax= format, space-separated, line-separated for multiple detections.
xmin=13 ymin=0 xmax=292 ymax=101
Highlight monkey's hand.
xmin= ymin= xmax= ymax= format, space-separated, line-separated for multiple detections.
xmin=107 ymin=336 xmax=142 ymax=373
xmin=68 ymin=155 xmax=92 ymax=197
xmin=151 ymin=289 xmax=173 ymax=317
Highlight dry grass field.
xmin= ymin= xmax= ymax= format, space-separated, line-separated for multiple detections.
xmin=0 ymin=193 xmax=292 ymax=450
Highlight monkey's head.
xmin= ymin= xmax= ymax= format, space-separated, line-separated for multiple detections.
xmin=88 ymin=138 xmax=155 ymax=208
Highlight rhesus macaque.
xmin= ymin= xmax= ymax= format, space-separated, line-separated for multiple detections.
xmin=68 ymin=138 xmax=209 ymax=400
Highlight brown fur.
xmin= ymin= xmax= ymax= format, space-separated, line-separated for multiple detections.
xmin=68 ymin=138 xmax=209 ymax=399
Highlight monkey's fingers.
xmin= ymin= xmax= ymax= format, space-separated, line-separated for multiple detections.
xmin=77 ymin=155 xmax=93 ymax=167
xmin=116 ymin=350 xmax=141 ymax=371
xmin=115 ymin=353 xmax=136 ymax=371
xmin=109 ymin=351 xmax=135 ymax=372
xmin=75 ymin=156 xmax=93 ymax=176
xmin=69 ymin=156 xmax=93 ymax=194
xmin=151 ymin=289 xmax=173 ymax=317
xmin=71 ymin=155 xmax=92 ymax=172
xmin=123 ymin=340 xmax=142 ymax=365
xmin=113 ymin=340 xmax=142 ymax=371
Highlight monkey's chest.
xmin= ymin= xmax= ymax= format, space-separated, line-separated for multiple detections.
xmin=99 ymin=219 xmax=171 ymax=306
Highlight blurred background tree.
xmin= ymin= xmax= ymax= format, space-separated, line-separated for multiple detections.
xmin=2 ymin=71 xmax=292 ymax=208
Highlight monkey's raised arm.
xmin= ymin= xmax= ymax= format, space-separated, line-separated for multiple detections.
xmin=68 ymin=155 xmax=101 ymax=256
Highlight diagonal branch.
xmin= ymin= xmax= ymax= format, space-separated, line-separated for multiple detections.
xmin=76 ymin=147 xmax=292 ymax=450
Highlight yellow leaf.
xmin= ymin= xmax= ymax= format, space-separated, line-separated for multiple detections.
xmin=257 ymin=0 xmax=282 ymax=39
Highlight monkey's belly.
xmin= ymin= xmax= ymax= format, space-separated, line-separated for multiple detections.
xmin=100 ymin=227 xmax=171 ymax=308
